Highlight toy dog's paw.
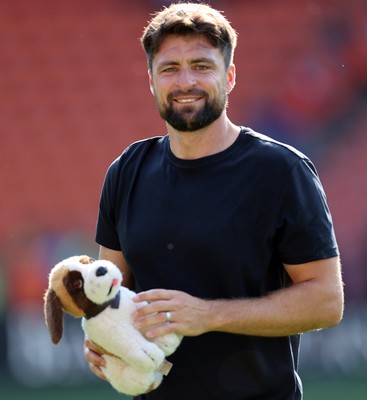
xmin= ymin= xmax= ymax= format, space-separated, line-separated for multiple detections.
xmin=152 ymin=333 xmax=183 ymax=356
xmin=139 ymin=342 xmax=165 ymax=372
xmin=103 ymin=354 xmax=163 ymax=396
xmin=125 ymin=340 xmax=165 ymax=373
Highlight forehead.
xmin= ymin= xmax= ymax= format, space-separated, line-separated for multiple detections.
xmin=153 ymin=34 xmax=223 ymax=67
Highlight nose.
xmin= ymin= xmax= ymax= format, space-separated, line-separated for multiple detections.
xmin=176 ymin=68 xmax=196 ymax=88
xmin=96 ymin=266 xmax=108 ymax=277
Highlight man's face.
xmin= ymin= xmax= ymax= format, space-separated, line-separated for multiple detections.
xmin=149 ymin=35 xmax=234 ymax=132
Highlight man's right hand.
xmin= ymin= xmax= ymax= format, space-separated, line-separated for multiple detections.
xmin=83 ymin=337 xmax=108 ymax=381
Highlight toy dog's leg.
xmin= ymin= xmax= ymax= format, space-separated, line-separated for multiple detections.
xmin=102 ymin=354 xmax=163 ymax=396
xmin=151 ymin=333 xmax=183 ymax=356
xmin=119 ymin=333 xmax=165 ymax=372
xmin=102 ymin=325 xmax=166 ymax=373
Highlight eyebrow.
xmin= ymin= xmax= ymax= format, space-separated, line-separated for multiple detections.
xmin=156 ymin=60 xmax=180 ymax=70
xmin=156 ymin=57 xmax=217 ymax=70
xmin=190 ymin=57 xmax=216 ymax=65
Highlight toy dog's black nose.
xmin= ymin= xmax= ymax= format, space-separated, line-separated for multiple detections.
xmin=96 ymin=266 xmax=108 ymax=277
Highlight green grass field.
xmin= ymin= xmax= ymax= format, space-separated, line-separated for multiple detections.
xmin=1 ymin=378 xmax=366 ymax=400
xmin=303 ymin=378 xmax=367 ymax=400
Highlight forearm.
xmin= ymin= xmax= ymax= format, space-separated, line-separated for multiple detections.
xmin=133 ymin=282 xmax=342 ymax=338
xmin=205 ymin=279 xmax=343 ymax=337
xmin=133 ymin=257 xmax=344 ymax=338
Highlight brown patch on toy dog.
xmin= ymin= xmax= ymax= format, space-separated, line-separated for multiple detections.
xmin=79 ymin=256 xmax=94 ymax=264
xmin=50 ymin=264 xmax=85 ymax=318
xmin=63 ymin=270 xmax=114 ymax=319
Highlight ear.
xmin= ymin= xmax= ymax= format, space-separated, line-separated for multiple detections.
xmin=44 ymin=288 xmax=64 ymax=344
xmin=148 ymin=70 xmax=155 ymax=96
xmin=226 ymin=63 xmax=236 ymax=94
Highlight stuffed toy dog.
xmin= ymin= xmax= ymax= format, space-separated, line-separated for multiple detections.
xmin=44 ymin=255 xmax=182 ymax=396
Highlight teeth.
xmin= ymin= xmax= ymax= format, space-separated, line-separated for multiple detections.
xmin=176 ymin=98 xmax=197 ymax=103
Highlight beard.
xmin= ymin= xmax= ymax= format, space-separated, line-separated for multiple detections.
xmin=157 ymin=88 xmax=227 ymax=132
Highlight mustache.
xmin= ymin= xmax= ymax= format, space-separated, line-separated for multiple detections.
xmin=167 ymin=89 xmax=208 ymax=101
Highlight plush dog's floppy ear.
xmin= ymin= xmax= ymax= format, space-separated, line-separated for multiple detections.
xmin=44 ymin=288 xmax=64 ymax=344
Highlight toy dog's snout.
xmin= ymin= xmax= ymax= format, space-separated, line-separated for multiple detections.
xmin=96 ymin=266 xmax=108 ymax=277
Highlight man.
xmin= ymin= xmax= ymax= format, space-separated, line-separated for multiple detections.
xmin=85 ymin=2 xmax=344 ymax=399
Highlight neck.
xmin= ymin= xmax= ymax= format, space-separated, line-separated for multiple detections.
xmin=167 ymin=116 xmax=240 ymax=160
xmin=84 ymin=291 xmax=121 ymax=319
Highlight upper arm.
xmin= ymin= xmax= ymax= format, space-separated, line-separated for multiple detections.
xmin=284 ymin=256 xmax=344 ymax=322
xmin=98 ymin=245 xmax=135 ymax=290
xmin=284 ymin=256 xmax=342 ymax=286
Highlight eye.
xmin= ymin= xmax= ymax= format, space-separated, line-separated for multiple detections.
xmin=64 ymin=271 xmax=84 ymax=293
xmin=195 ymin=65 xmax=209 ymax=70
xmin=70 ymin=278 xmax=83 ymax=290
xmin=161 ymin=66 xmax=177 ymax=74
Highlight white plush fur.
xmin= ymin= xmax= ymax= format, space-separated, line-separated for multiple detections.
xmin=46 ymin=256 xmax=182 ymax=396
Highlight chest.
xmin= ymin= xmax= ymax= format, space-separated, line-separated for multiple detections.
xmin=115 ymin=156 xmax=282 ymax=296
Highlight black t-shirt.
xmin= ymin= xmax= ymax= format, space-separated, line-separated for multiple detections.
xmin=96 ymin=127 xmax=339 ymax=399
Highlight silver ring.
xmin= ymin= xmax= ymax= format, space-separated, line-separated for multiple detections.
xmin=165 ymin=311 xmax=172 ymax=323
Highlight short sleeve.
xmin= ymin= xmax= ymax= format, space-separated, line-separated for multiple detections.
xmin=95 ymin=159 xmax=122 ymax=251
xmin=276 ymin=158 xmax=339 ymax=264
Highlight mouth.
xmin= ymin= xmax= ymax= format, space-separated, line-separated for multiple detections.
xmin=169 ymin=89 xmax=207 ymax=105
xmin=108 ymin=278 xmax=120 ymax=295
xmin=174 ymin=97 xmax=202 ymax=104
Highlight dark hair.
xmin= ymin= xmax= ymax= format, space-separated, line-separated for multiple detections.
xmin=141 ymin=2 xmax=238 ymax=71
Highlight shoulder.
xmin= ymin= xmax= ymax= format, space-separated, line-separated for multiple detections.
xmin=107 ymin=136 xmax=166 ymax=174
xmin=242 ymin=127 xmax=317 ymax=175
xmin=123 ymin=135 xmax=165 ymax=158
xmin=243 ymin=127 xmax=307 ymax=162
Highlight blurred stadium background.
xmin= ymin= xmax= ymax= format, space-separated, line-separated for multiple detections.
xmin=1 ymin=0 xmax=366 ymax=398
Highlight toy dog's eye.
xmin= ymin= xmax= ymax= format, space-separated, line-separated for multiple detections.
xmin=70 ymin=278 xmax=83 ymax=290
xmin=65 ymin=271 xmax=84 ymax=292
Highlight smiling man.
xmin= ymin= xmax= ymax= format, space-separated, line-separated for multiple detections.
xmin=150 ymin=35 xmax=231 ymax=133
xmin=84 ymin=3 xmax=344 ymax=399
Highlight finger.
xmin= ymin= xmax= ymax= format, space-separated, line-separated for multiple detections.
xmin=84 ymin=343 xmax=107 ymax=368
xmin=85 ymin=339 xmax=105 ymax=355
xmin=133 ymin=300 xmax=173 ymax=319
xmin=84 ymin=337 xmax=108 ymax=382
xmin=145 ymin=322 xmax=178 ymax=339
xmin=133 ymin=289 xmax=175 ymax=303
xmin=134 ymin=310 xmax=170 ymax=330
xmin=89 ymin=362 xmax=109 ymax=382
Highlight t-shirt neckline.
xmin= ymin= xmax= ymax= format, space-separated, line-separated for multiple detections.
xmin=165 ymin=127 xmax=247 ymax=169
